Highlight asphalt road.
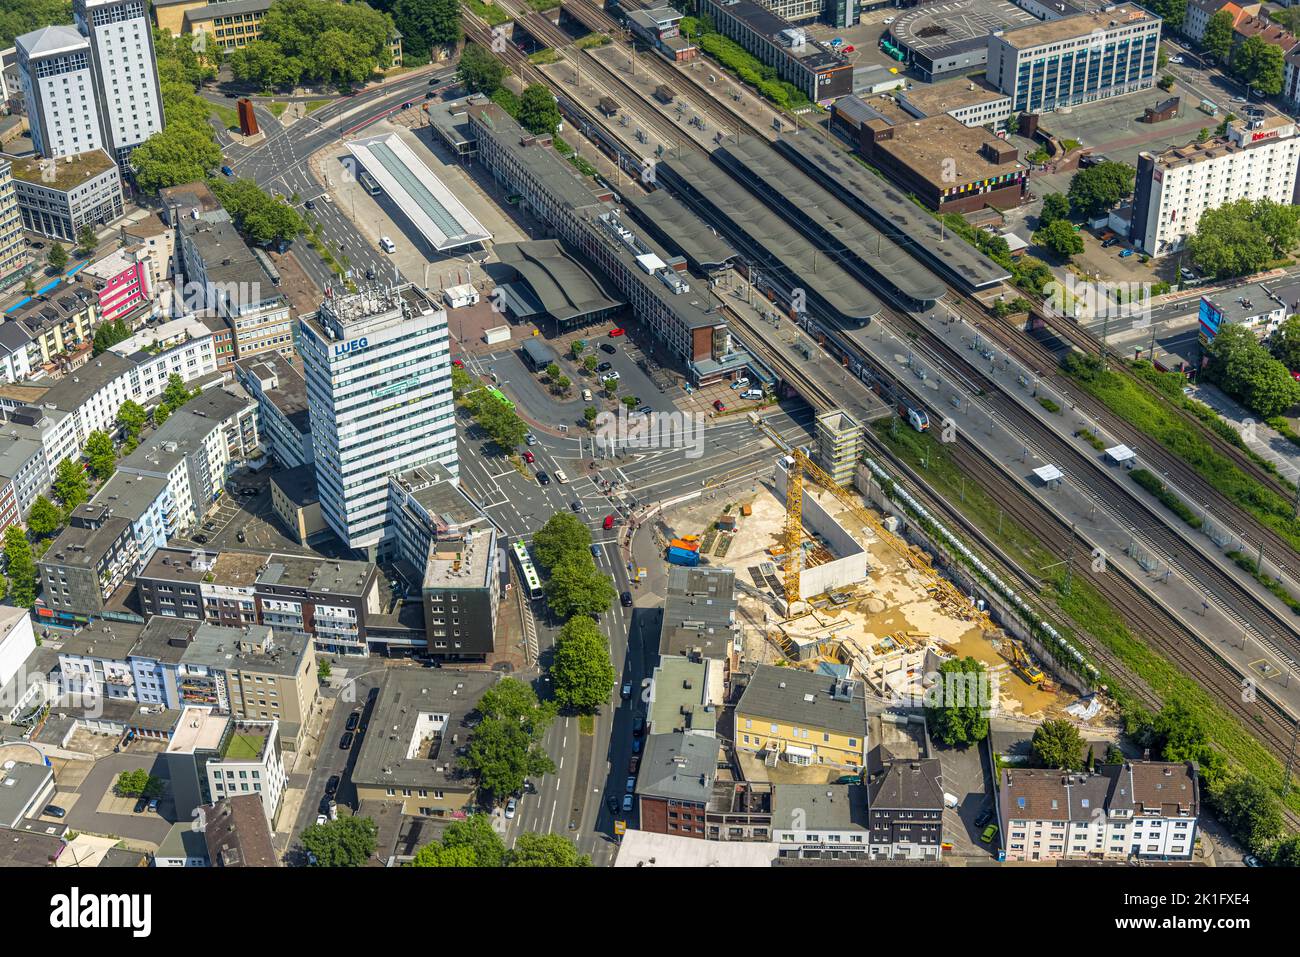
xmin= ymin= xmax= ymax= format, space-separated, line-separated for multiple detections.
xmin=210 ymin=67 xmax=458 ymax=292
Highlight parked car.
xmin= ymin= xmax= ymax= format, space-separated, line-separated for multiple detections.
xmin=597 ymin=361 xmax=613 ymax=373
xmin=325 ymin=775 xmax=340 ymax=797
xmin=1244 ymin=855 xmax=1261 ymax=867
xmin=713 ymin=399 xmax=726 ymax=412
xmin=621 ymin=793 xmax=634 ymax=812
xmin=525 ymin=433 xmax=538 ymax=446
xmin=505 ymin=797 xmax=517 ymax=819
xmin=554 ymin=469 xmax=570 ymax=484
xmin=590 ymin=544 xmax=601 ymax=557
xmin=602 ymin=370 xmax=621 ymax=381
xmin=607 ymin=793 xmax=619 ymax=813
xmin=148 ymin=796 xmax=160 ymax=812
xmin=621 ymin=681 xmax=632 ymax=699
xmin=631 ymin=736 xmax=642 ymax=754
xmin=604 ymin=515 xmax=616 ymax=530
xmin=1119 ymin=248 xmax=1134 ymax=258
xmin=236 ymin=530 xmax=246 ymax=543
xmin=974 ymin=806 xmax=994 ymax=829
xmin=638 ymin=406 xmax=653 ymax=416
xmin=452 ymin=358 xmax=464 ymax=367
xmin=44 ymin=804 xmax=66 ymax=818
xmin=304 ymin=199 xmax=316 ymax=210
xmin=537 ymin=472 xmax=550 ymax=485
xmin=621 ymin=590 xmax=633 ymax=607
xmin=608 ymin=327 xmax=625 ymax=337
xmin=345 ymin=710 xmax=361 ymax=732
xmin=191 ymin=534 xmax=209 ymax=544
xmin=339 ymin=731 xmax=354 ymax=750
xmin=632 ymin=715 xmax=644 ymax=736
xmin=625 ymin=776 xmax=636 ymax=793
xmin=523 ymin=450 xmax=535 ymax=464
xmin=316 ymin=814 xmax=328 ymax=827
xmin=628 ymin=756 xmax=640 ymax=774
xmin=134 ymin=797 xmax=148 ymax=813
xmin=571 ymin=500 xmax=584 ymax=513
xmin=582 ymin=388 xmax=593 ymax=401
xmin=600 ymin=343 xmax=617 ymax=355
xmin=980 ymin=824 xmax=999 ymax=844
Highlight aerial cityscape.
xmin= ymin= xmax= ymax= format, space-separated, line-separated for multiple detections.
xmin=0 ymin=0 xmax=1293 ymax=906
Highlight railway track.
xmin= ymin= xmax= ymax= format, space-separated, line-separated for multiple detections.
xmin=942 ymin=291 xmax=1300 ymax=593
xmin=877 ymin=304 xmax=1300 ymax=670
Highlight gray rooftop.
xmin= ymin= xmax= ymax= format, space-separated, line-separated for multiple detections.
xmin=184 ymin=0 xmax=272 ymax=21
xmin=635 ymin=731 xmax=717 ymax=804
xmin=154 ymin=821 xmax=209 ymax=862
xmin=0 ymin=436 xmax=42 ymax=480
xmin=772 ymin=783 xmax=869 ymax=830
xmin=716 ymin=137 xmax=947 ymax=303
xmin=73 ymin=472 xmax=168 ymax=527
xmin=36 ymin=352 xmax=135 ymax=414
xmin=41 ymin=517 xmax=132 ymax=570
xmin=15 ymin=25 xmax=86 ymax=59
xmin=271 ymin=463 xmax=318 ymax=508
xmin=237 ymin=353 xmax=309 ymax=434
xmin=349 ymin=668 xmax=496 ymax=791
xmin=772 ymin=134 xmax=1011 ymax=291
xmin=392 ymin=463 xmax=484 ymax=529
xmin=659 ymin=565 xmax=737 ymax=659
xmin=648 ymin=657 xmax=715 ymax=735
xmin=660 ymin=150 xmax=882 ymax=322
xmin=868 ymin=758 xmax=944 ymax=811
xmin=256 ymin=554 xmax=374 ymax=596
xmin=493 ymin=239 xmax=624 ymax=323
xmin=58 ymin=620 xmax=146 ymax=661
xmin=735 ymin=666 xmax=868 ymax=738
xmin=0 ymin=761 xmax=52 ymax=827
xmin=620 ymin=188 xmax=738 ymax=272
xmin=182 ymin=622 xmax=311 ymax=679
xmin=467 ymin=102 xmax=604 ymax=215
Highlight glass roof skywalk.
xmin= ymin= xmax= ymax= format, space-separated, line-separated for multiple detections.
xmin=347 ymin=133 xmax=491 ymax=252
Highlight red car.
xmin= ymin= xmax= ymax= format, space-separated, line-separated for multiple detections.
xmin=452 ymin=359 xmax=463 ymax=367
xmin=523 ymin=450 xmax=535 ymax=464
xmin=603 ymin=514 xmax=615 ymax=530
xmin=713 ymin=399 xmax=726 ymax=412
xmin=608 ymin=328 xmax=625 ymax=337
xmin=842 ymin=44 xmax=855 ymax=53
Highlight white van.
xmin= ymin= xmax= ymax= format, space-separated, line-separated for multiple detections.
xmin=742 ymin=389 xmax=764 ymax=400
xmin=554 ymin=469 xmax=570 ymax=484
xmin=379 ymin=236 xmax=396 ymax=253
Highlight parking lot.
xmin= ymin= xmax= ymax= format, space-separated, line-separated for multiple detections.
xmin=938 ymin=741 xmax=998 ymax=858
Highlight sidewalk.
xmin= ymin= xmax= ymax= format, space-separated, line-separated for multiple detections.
xmin=1186 ymin=382 xmax=1300 ymax=483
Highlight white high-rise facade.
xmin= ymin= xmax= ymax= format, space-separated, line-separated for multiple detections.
xmin=15 ymin=25 xmax=105 ymax=159
xmin=73 ymin=0 xmax=164 ymax=166
xmin=300 ymin=284 xmax=457 ymax=554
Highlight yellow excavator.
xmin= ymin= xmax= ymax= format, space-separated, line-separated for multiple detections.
xmin=1001 ymin=638 xmax=1044 ymax=685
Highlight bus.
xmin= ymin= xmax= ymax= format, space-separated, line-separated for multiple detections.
xmin=511 ymin=542 xmax=543 ymax=599
xmin=488 ymin=388 xmax=515 ymax=411
xmin=358 ymin=170 xmax=381 ymax=195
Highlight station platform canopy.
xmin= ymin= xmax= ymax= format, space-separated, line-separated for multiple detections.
xmin=347 ymin=133 xmax=491 ymax=251
xmin=1032 ymin=464 xmax=1063 ymax=483
xmin=1105 ymin=444 xmax=1135 ymax=464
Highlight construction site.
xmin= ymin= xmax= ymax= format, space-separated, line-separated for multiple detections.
xmin=659 ymin=413 xmax=1083 ymax=722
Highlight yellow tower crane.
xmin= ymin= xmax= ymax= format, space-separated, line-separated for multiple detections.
xmin=757 ymin=415 xmax=991 ymax=629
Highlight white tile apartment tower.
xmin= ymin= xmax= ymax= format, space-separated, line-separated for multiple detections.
xmin=300 ymin=284 xmax=456 ymax=555
xmin=15 ymin=25 xmax=105 ymax=159
xmin=73 ymin=0 xmax=164 ymax=167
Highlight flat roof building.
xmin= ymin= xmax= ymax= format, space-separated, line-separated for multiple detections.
xmin=887 ymin=0 xmax=1037 ymax=81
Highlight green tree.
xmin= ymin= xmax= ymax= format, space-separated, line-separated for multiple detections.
xmin=1231 ymin=35 xmax=1285 ymax=95
xmin=83 ymin=430 xmax=116 ymax=482
xmin=153 ymin=404 xmax=171 ymax=428
xmin=387 ymin=0 xmax=460 ymax=63
xmin=1216 ymin=775 xmax=1284 ymax=854
xmin=582 ymin=355 xmax=598 ymax=374
xmin=47 ymin=242 xmax=67 ymax=273
xmin=507 ymin=832 xmax=590 ymax=867
xmin=115 ymin=399 xmax=148 ymax=440
xmin=1145 ymin=0 xmax=1184 ymax=31
xmin=1196 ymin=127 xmax=1211 ymax=143
xmin=584 ymin=406 xmax=598 ymax=427
xmin=550 ymin=616 xmax=617 ymax=713
xmin=518 ymin=84 xmax=561 ymax=136
xmin=93 ymin=319 xmax=132 ymax=357
xmin=301 ymin=814 xmax=378 ymax=866
xmin=924 ymin=657 xmax=990 ymax=746
xmin=1067 ymin=161 xmax=1136 ymax=218
xmin=3 ymin=526 xmax=35 ymax=608
xmin=554 ymin=375 xmax=571 ymax=394
xmin=621 ymin=395 xmax=638 ymax=410
xmin=162 ymin=373 xmax=194 ymax=409
xmin=1038 ymin=192 xmax=1071 ymax=228
xmin=75 ymin=224 xmax=98 ymax=257
xmin=544 ymin=560 xmax=616 ymax=618
xmin=451 ymin=364 xmax=473 ymax=397
xmin=1205 ymin=324 xmax=1300 ymax=418
xmin=1104 ymin=744 xmax=1125 ymax=765
xmin=408 ymin=843 xmax=480 ymax=866
xmin=1033 ymin=218 xmax=1084 ymax=260
xmin=1275 ymin=7 xmax=1300 ymax=34
xmin=531 ymin=512 xmax=592 ymax=570
xmin=474 ymin=399 xmax=527 ymax=449
xmin=544 ymin=362 xmax=561 ymax=381
xmin=52 ymin=458 xmax=88 ymax=512
xmin=476 ymin=677 xmax=556 ymax=739
xmin=228 ymin=0 xmax=394 ymax=90
xmin=1031 ymin=718 xmax=1085 ymax=769
xmin=1187 ymin=199 xmax=1275 ymax=279
xmin=211 ymin=178 xmax=305 ymax=247
xmin=602 ymin=376 xmax=618 ymax=396
xmin=461 ymin=716 xmax=556 ymax=801
xmin=115 ymin=768 xmax=150 ymax=796
xmin=132 ymin=122 xmax=223 ymax=193
xmin=317 ymin=658 xmax=332 ymax=680
xmin=1270 ymin=316 xmax=1300 ymax=372
xmin=26 ymin=496 xmax=63 ymax=539
xmin=1202 ymin=8 xmax=1234 ymax=63
xmin=441 ymin=812 xmax=508 ymax=866
xmin=1152 ymin=698 xmax=1208 ymax=762
xmin=1272 ymin=834 xmax=1300 ymax=867
xmin=1253 ymin=198 xmax=1300 ymax=257
xmin=459 ymin=41 xmax=508 ymax=95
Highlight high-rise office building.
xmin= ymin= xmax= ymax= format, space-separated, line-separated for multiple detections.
xmin=299 ymin=284 xmax=456 ymax=554
xmin=14 ymin=25 xmax=105 ymax=160
xmin=73 ymin=0 xmax=164 ymax=166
